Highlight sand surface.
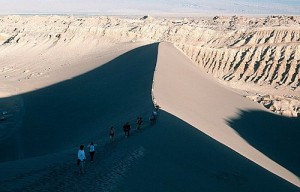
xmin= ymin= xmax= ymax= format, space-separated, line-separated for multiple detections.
xmin=0 ymin=15 xmax=299 ymax=191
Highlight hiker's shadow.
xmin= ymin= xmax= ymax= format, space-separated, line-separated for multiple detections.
xmin=226 ymin=109 xmax=300 ymax=176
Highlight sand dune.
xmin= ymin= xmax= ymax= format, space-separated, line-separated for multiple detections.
xmin=0 ymin=43 xmax=158 ymax=190
xmin=0 ymin=15 xmax=300 ymax=191
xmin=153 ymin=42 xmax=300 ymax=187
xmin=0 ymin=43 xmax=158 ymax=162
xmin=0 ymin=42 xmax=299 ymax=191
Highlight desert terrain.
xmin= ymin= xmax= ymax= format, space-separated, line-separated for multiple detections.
xmin=0 ymin=15 xmax=299 ymax=191
xmin=1 ymin=15 xmax=299 ymax=116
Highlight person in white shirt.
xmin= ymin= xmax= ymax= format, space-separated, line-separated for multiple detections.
xmin=87 ymin=142 xmax=96 ymax=162
xmin=77 ymin=145 xmax=86 ymax=174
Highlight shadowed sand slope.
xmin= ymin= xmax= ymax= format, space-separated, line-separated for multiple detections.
xmin=0 ymin=43 xmax=159 ymax=162
xmin=227 ymin=110 xmax=300 ymax=177
xmin=122 ymin=111 xmax=299 ymax=192
xmin=1 ymin=112 xmax=299 ymax=191
xmin=153 ymin=42 xmax=300 ymax=187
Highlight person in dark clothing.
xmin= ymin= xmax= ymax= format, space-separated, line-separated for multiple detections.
xmin=136 ymin=117 xmax=143 ymax=131
xmin=155 ymin=105 xmax=160 ymax=113
xmin=123 ymin=122 xmax=131 ymax=138
xmin=149 ymin=114 xmax=156 ymax=125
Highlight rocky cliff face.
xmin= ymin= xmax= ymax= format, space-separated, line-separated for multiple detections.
xmin=1 ymin=15 xmax=299 ymax=116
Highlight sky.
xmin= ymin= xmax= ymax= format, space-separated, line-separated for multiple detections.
xmin=0 ymin=0 xmax=299 ymax=15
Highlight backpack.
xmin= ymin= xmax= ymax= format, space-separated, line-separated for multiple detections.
xmin=89 ymin=145 xmax=95 ymax=152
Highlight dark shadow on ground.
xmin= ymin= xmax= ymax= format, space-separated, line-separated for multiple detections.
xmin=1 ymin=109 xmax=298 ymax=192
xmin=226 ymin=109 xmax=300 ymax=177
xmin=121 ymin=110 xmax=299 ymax=192
xmin=0 ymin=43 xmax=159 ymax=162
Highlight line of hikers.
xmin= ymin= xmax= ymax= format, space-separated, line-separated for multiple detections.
xmin=77 ymin=105 xmax=160 ymax=174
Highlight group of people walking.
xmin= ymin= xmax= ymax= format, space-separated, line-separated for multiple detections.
xmin=77 ymin=142 xmax=96 ymax=174
xmin=77 ymin=105 xmax=160 ymax=174
xmin=122 ymin=116 xmax=143 ymax=138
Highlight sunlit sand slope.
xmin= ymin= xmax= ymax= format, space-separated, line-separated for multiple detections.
xmin=153 ymin=42 xmax=300 ymax=187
